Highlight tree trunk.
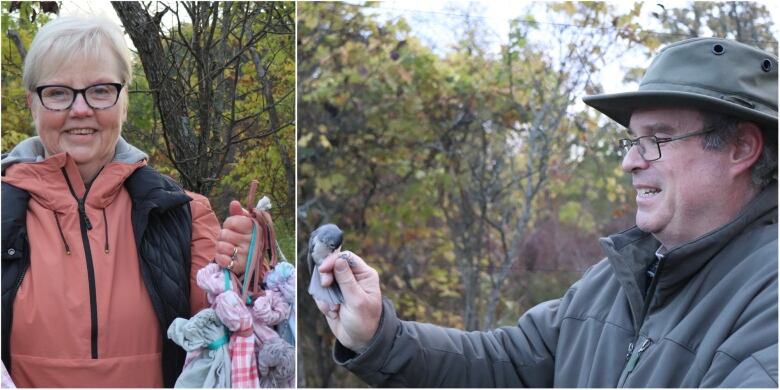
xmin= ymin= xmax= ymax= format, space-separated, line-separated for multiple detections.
xmin=112 ymin=2 xmax=202 ymax=190
xmin=251 ymin=47 xmax=295 ymax=217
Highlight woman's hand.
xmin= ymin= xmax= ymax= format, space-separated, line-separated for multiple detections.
xmin=214 ymin=200 xmax=254 ymax=275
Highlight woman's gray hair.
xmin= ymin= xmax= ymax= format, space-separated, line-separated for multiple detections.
xmin=700 ymin=111 xmax=778 ymax=189
xmin=23 ymin=16 xmax=133 ymax=90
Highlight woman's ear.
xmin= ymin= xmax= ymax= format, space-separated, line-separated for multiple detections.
xmin=730 ymin=121 xmax=764 ymax=176
xmin=122 ymin=90 xmax=129 ymax=123
xmin=27 ymin=91 xmax=37 ymax=121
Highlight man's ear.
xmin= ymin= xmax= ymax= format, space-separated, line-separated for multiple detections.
xmin=730 ymin=121 xmax=764 ymax=175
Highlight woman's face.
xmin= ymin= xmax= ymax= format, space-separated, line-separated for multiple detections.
xmin=27 ymin=54 xmax=127 ymax=167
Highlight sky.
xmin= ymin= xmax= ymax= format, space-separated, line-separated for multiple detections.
xmin=60 ymin=1 xmax=122 ymax=22
xmin=60 ymin=0 xmax=780 ymax=98
xmin=365 ymin=0 xmax=780 ymax=47
xmin=361 ymin=1 xmax=780 ymax=92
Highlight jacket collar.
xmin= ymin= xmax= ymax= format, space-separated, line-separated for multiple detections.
xmin=124 ymin=166 xmax=192 ymax=213
xmin=2 ymin=151 xmax=146 ymax=212
xmin=659 ymin=182 xmax=777 ymax=289
xmin=600 ymin=182 xmax=778 ymax=318
xmin=1 ymin=136 xmax=148 ymax=174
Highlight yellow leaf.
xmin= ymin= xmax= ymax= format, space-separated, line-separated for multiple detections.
xmin=318 ymin=134 xmax=332 ymax=149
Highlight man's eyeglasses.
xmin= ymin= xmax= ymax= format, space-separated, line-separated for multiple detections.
xmin=35 ymin=83 xmax=124 ymax=111
xmin=617 ymin=128 xmax=715 ymax=161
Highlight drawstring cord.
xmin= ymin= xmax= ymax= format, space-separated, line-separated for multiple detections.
xmin=102 ymin=209 xmax=110 ymax=254
xmin=52 ymin=208 xmax=109 ymax=255
xmin=53 ymin=211 xmax=72 ymax=255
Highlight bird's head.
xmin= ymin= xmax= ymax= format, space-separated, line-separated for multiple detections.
xmin=314 ymin=223 xmax=344 ymax=250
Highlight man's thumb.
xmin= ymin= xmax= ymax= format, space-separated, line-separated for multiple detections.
xmin=333 ymin=258 xmax=361 ymax=302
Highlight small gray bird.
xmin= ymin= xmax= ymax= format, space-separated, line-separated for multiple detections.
xmin=308 ymin=224 xmax=344 ymax=304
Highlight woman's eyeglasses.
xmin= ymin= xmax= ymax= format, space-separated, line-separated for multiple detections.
xmin=35 ymin=83 xmax=124 ymax=111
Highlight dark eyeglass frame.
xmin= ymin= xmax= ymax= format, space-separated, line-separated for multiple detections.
xmin=617 ymin=128 xmax=715 ymax=162
xmin=35 ymin=83 xmax=124 ymax=111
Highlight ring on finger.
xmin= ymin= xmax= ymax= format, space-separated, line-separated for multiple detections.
xmin=227 ymin=247 xmax=238 ymax=270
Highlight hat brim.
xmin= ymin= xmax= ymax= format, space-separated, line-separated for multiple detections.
xmin=583 ymin=91 xmax=778 ymax=131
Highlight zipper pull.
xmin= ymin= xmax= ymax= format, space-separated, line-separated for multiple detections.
xmin=625 ymin=342 xmax=634 ymax=361
xmin=78 ymin=199 xmax=93 ymax=230
xmin=625 ymin=338 xmax=652 ymax=374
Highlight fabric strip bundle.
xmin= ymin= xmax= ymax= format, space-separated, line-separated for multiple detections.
xmin=253 ymin=290 xmax=295 ymax=388
xmin=168 ymin=186 xmax=295 ymax=388
xmin=216 ymin=291 xmax=258 ymax=388
xmin=264 ymin=262 xmax=296 ymax=345
xmin=2 ymin=361 xmax=15 ymax=388
xmin=168 ymin=308 xmax=231 ymax=387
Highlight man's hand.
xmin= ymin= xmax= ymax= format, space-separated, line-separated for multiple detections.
xmin=214 ymin=200 xmax=253 ymax=275
xmin=314 ymin=250 xmax=383 ymax=353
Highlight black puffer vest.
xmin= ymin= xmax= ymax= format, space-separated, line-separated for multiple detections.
xmin=1 ymin=166 xmax=193 ymax=388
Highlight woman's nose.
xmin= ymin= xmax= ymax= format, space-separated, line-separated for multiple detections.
xmin=69 ymin=93 xmax=94 ymax=117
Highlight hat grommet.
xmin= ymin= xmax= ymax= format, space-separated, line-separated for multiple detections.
xmin=761 ymin=59 xmax=773 ymax=72
xmin=712 ymin=43 xmax=726 ymax=55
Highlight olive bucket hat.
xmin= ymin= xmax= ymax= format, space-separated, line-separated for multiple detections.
xmin=583 ymin=37 xmax=778 ymax=132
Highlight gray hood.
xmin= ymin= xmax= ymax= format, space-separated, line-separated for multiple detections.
xmin=1 ymin=136 xmax=148 ymax=174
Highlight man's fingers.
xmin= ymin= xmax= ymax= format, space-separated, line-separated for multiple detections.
xmin=314 ymin=298 xmax=339 ymax=320
xmin=337 ymin=250 xmax=372 ymax=273
xmin=314 ymin=297 xmax=330 ymax=314
xmin=318 ymin=250 xmax=367 ymax=274
xmin=317 ymin=252 xmax=339 ymax=274
xmin=320 ymin=268 xmax=334 ymax=287
xmin=332 ymin=257 xmax=365 ymax=305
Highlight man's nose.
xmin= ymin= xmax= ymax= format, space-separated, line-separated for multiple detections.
xmin=69 ymin=92 xmax=94 ymax=117
xmin=621 ymin=144 xmax=650 ymax=173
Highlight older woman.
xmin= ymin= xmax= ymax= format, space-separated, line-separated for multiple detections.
xmin=0 ymin=16 xmax=251 ymax=387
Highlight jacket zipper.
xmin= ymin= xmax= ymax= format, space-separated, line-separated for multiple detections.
xmin=5 ymin=262 xmax=29 ymax=372
xmin=13 ymin=264 xmax=28 ymax=297
xmin=623 ymin=338 xmax=653 ymax=376
xmin=62 ymin=168 xmax=99 ymax=359
xmin=617 ymin=257 xmax=665 ymax=386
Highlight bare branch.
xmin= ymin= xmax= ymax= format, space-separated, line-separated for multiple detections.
xmin=6 ymin=29 xmax=27 ymax=63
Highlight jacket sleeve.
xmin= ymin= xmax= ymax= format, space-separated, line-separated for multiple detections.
xmin=186 ymin=191 xmax=220 ymax=314
xmin=701 ymin=243 xmax=778 ymax=388
xmin=717 ymin=345 xmax=778 ymax=388
xmin=334 ymin=286 xmax=578 ymax=388
xmin=701 ymin=297 xmax=778 ymax=387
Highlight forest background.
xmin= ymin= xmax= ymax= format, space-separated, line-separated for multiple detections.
xmin=297 ymin=1 xmax=778 ymax=387
xmin=1 ymin=1 xmax=296 ymax=259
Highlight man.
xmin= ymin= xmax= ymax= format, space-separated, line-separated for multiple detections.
xmin=313 ymin=37 xmax=778 ymax=387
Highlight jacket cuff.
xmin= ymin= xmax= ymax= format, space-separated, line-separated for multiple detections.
xmin=333 ymin=297 xmax=400 ymax=374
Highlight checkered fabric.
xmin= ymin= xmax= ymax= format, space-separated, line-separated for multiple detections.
xmin=229 ymin=334 xmax=259 ymax=388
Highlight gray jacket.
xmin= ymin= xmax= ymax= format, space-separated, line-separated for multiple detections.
xmin=334 ymin=183 xmax=778 ymax=387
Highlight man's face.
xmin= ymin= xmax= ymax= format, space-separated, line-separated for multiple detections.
xmin=622 ymin=108 xmax=732 ymax=248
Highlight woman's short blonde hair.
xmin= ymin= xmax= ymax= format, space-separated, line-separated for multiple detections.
xmin=23 ymin=16 xmax=133 ymax=90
